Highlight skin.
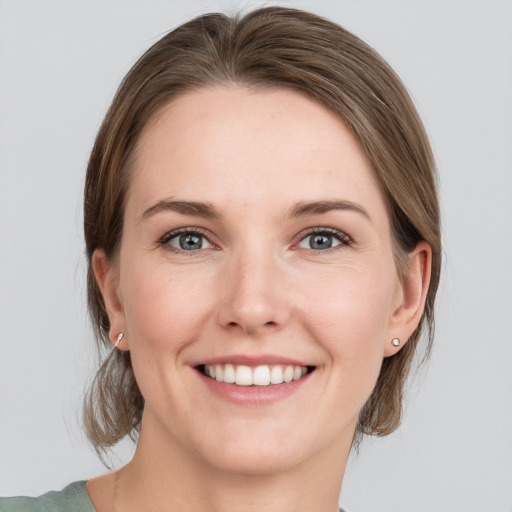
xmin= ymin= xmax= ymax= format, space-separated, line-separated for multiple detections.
xmin=89 ymin=86 xmax=431 ymax=512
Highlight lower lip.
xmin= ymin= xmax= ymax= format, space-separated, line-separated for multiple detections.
xmin=196 ymin=370 xmax=312 ymax=405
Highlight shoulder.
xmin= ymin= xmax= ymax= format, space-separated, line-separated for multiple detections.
xmin=0 ymin=481 xmax=96 ymax=512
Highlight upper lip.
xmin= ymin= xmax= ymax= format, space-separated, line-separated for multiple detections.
xmin=191 ymin=354 xmax=313 ymax=367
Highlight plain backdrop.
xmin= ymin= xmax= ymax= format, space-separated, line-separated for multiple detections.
xmin=1 ymin=1 xmax=511 ymax=511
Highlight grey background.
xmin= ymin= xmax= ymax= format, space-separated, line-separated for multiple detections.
xmin=1 ymin=1 xmax=511 ymax=511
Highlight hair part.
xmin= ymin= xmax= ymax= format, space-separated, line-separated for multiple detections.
xmin=83 ymin=6 xmax=440 ymax=459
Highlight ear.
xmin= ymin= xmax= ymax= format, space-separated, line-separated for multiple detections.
xmin=384 ymin=241 xmax=432 ymax=357
xmin=92 ymin=249 xmax=129 ymax=351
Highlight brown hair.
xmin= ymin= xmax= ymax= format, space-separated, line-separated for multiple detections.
xmin=84 ymin=6 xmax=441 ymax=456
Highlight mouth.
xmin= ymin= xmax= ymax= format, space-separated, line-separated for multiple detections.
xmin=196 ymin=363 xmax=316 ymax=387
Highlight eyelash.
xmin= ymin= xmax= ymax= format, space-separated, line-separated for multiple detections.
xmin=297 ymin=227 xmax=352 ymax=253
xmin=159 ymin=227 xmax=214 ymax=255
xmin=158 ymin=226 xmax=352 ymax=255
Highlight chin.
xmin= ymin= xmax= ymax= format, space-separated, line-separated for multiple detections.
xmin=187 ymin=419 xmax=336 ymax=477
xmin=199 ymin=441 xmax=308 ymax=477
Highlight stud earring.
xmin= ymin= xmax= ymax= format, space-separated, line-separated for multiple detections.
xmin=391 ymin=338 xmax=401 ymax=347
xmin=115 ymin=332 xmax=124 ymax=347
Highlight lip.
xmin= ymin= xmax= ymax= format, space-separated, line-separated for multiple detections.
xmin=190 ymin=354 xmax=316 ymax=405
xmin=195 ymin=368 xmax=313 ymax=405
xmin=191 ymin=354 xmax=311 ymax=367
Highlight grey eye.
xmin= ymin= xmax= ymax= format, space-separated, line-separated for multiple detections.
xmin=298 ymin=232 xmax=342 ymax=250
xmin=167 ymin=233 xmax=212 ymax=251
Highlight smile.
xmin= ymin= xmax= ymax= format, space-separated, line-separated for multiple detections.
xmin=199 ymin=364 xmax=314 ymax=386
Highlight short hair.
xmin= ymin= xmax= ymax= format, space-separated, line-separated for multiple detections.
xmin=83 ymin=6 xmax=441 ymax=456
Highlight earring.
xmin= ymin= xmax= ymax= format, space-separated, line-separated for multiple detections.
xmin=115 ymin=332 xmax=124 ymax=347
xmin=391 ymin=338 xmax=401 ymax=347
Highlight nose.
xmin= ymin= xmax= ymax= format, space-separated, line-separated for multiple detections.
xmin=216 ymin=248 xmax=291 ymax=336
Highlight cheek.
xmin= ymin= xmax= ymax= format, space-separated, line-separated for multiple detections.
xmin=300 ymin=262 xmax=396 ymax=376
xmin=120 ymin=260 xmax=217 ymax=355
xmin=119 ymin=262 xmax=218 ymax=416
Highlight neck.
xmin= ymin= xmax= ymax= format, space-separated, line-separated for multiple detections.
xmin=115 ymin=412 xmax=353 ymax=512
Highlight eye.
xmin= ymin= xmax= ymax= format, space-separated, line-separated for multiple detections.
xmin=161 ymin=229 xmax=214 ymax=252
xmin=297 ymin=228 xmax=351 ymax=251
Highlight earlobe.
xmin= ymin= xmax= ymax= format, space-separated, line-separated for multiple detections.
xmin=92 ymin=249 xmax=128 ymax=350
xmin=385 ymin=241 xmax=432 ymax=357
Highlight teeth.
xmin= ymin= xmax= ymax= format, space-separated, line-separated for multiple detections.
xmin=215 ymin=364 xmax=224 ymax=382
xmin=223 ymin=363 xmax=236 ymax=383
xmin=235 ymin=365 xmax=253 ymax=386
xmin=253 ymin=365 xmax=271 ymax=386
xmin=270 ymin=365 xmax=283 ymax=384
xmin=203 ymin=364 xmax=310 ymax=386
xmin=283 ymin=366 xmax=294 ymax=383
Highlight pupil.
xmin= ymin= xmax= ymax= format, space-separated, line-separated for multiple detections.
xmin=180 ymin=234 xmax=202 ymax=250
xmin=311 ymin=234 xmax=332 ymax=250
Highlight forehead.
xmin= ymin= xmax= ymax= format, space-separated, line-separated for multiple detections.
xmin=127 ymin=86 xmax=386 ymax=223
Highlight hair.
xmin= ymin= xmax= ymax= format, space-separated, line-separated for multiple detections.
xmin=83 ymin=6 xmax=441 ymax=457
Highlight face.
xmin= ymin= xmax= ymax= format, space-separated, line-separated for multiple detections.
xmin=96 ymin=86 xmax=420 ymax=476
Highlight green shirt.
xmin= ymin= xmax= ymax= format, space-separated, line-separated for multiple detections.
xmin=0 ymin=481 xmax=348 ymax=511
xmin=0 ymin=481 xmax=95 ymax=512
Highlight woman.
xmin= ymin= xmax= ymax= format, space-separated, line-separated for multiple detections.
xmin=1 ymin=6 xmax=440 ymax=512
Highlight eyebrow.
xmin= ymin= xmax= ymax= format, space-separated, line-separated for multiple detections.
xmin=287 ymin=200 xmax=372 ymax=222
xmin=140 ymin=198 xmax=222 ymax=221
xmin=140 ymin=198 xmax=371 ymax=223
